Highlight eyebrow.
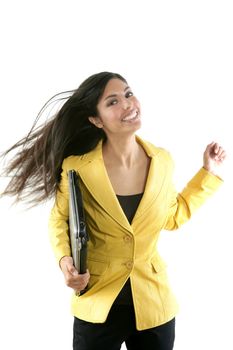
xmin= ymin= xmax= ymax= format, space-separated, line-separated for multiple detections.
xmin=104 ymin=86 xmax=130 ymax=101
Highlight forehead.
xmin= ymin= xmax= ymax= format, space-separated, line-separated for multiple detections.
xmin=101 ymin=78 xmax=128 ymax=98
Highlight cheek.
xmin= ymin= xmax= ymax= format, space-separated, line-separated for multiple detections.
xmin=133 ymin=97 xmax=141 ymax=109
xmin=99 ymin=110 xmax=116 ymax=124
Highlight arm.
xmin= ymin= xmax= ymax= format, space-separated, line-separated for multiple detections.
xmin=48 ymin=158 xmax=71 ymax=263
xmin=164 ymin=142 xmax=226 ymax=230
xmin=48 ymin=158 xmax=90 ymax=291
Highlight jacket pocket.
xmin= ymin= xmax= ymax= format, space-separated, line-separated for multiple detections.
xmin=87 ymin=258 xmax=108 ymax=289
xmin=150 ymin=256 xmax=167 ymax=273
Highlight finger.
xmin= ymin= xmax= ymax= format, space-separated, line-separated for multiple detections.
xmin=70 ymin=279 xmax=86 ymax=290
xmin=213 ymin=143 xmax=220 ymax=154
xmin=215 ymin=147 xmax=227 ymax=161
xmin=84 ymin=270 xmax=90 ymax=278
xmin=216 ymin=147 xmax=223 ymax=157
xmin=205 ymin=142 xmax=216 ymax=156
xmin=68 ymin=265 xmax=79 ymax=276
xmin=77 ymin=271 xmax=90 ymax=282
xmin=70 ymin=271 xmax=90 ymax=291
xmin=74 ymin=279 xmax=88 ymax=292
xmin=218 ymin=150 xmax=226 ymax=161
xmin=221 ymin=150 xmax=227 ymax=159
xmin=80 ymin=274 xmax=90 ymax=285
xmin=214 ymin=146 xmax=222 ymax=159
xmin=205 ymin=141 xmax=215 ymax=152
xmin=73 ymin=273 xmax=89 ymax=285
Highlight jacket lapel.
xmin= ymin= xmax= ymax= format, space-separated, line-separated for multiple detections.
xmin=77 ymin=142 xmax=133 ymax=232
xmin=131 ymin=154 xmax=166 ymax=224
xmin=131 ymin=137 xmax=168 ymax=225
xmin=76 ymin=136 xmax=166 ymax=232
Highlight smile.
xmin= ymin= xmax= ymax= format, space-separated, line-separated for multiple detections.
xmin=122 ymin=110 xmax=139 ymax=122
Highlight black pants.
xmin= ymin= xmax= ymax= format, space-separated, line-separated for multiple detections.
xmin=73 ymin=304 xmax=175 ymax=350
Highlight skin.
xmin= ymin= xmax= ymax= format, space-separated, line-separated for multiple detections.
xmin=60 ymin=78 xmax=227 ymax=292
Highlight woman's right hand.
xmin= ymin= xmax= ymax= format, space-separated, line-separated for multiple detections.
xmin=59 ymin=256 xmax=90 ymax=292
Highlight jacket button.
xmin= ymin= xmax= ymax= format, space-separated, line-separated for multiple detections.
xmin=124 ymin=235 xmax=132 ymax=243
xmin=126 ymin=261 xmax=133 ymax=269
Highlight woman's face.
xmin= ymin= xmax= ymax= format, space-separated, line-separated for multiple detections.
xmin=89 ymin=78 xmax=141 ymax=136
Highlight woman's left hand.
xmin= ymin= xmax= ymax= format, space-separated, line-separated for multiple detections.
xmin=203 ymin=142 xmax=227 ymax=176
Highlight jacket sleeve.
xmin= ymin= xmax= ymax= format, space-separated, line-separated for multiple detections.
xmin=164 ymin=167 xmax=223 ymax=231
xmin=48 ymin=158 xmax=71 ymax=264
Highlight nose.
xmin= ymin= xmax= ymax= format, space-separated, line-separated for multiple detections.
xmin=122 ymin=97 xmax=131 ymax=110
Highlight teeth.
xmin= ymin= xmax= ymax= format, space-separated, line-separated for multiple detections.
xmin=122 ymin=111 xmax=138 ymax=121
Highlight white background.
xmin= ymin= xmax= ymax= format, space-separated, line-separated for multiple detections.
xmin=0 ymin=1 xmax=232 ymax=349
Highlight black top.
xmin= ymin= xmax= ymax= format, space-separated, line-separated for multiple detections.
xmin=114 ymin=193 xmax=143 ymax=305
xmin=116 ymin=193 xmax=143 ymax=225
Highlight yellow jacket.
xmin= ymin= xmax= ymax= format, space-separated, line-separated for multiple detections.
xmin=49 ymin=135 xmax=223 ymax=330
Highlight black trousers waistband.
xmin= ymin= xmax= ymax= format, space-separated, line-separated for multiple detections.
xmin=73 ymin=303 xmax=175 ymax=350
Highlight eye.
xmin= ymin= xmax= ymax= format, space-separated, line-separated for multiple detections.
xmin=125 ymin=91 xmax=133 ymax=98
xmin=107 ymin=99 xmax=118 ymax=106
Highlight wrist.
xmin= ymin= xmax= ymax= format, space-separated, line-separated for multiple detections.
xmin=59 ymin=255 xmax=72 ymax=269
xmin=203 ymin=166 xmax=223 ymax=179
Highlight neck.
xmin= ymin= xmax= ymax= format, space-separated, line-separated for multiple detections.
xmin=102 ymin=134 xmax=141 ymax=168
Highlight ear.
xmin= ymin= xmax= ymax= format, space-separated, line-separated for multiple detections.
xmin=88 ymin=116 xmax=104 ymax=128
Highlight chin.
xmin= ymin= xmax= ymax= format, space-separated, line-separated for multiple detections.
xmin=134 ymin=119 xmax=142 ymax=131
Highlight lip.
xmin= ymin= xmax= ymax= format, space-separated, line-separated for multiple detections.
xmin=122 ymin=109 xmax=139 ymax=122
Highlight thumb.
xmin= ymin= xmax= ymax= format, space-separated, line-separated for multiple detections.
xmin=68 ymin=264 xmax=79 ymax=276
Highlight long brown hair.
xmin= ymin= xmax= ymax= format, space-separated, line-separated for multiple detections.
xmin=0 ymin=72 xmax=127 ymax=205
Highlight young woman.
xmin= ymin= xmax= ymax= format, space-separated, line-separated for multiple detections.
xmin=1 ymin=72 xmax=226 ymax=350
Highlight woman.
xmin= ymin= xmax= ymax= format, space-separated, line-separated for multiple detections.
xmin=1 ymin=72 xmax=226 ymax=350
